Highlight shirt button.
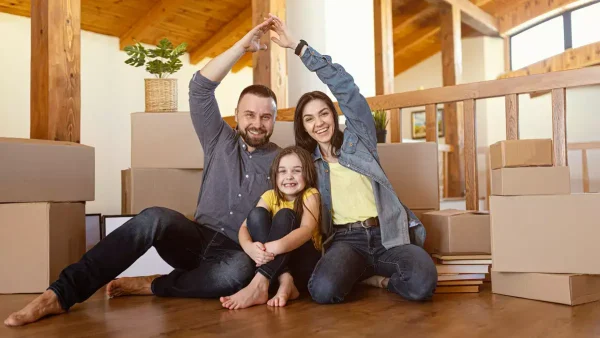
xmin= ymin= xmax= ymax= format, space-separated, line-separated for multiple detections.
xmin=221 ymin=228 xmax=225 ymax=231
xmin=325 ymin=169 xmax=329 ymax=173
xmin=238 ymin=194 xmax=242 ymax=197
xmin=349 ymin=143 xmax=353 ymax=146
xmin=249 ymin=155 xmax=252 ymax=158
xmin=245 ymin=174 xmax=249 ymax=178
xmin=229 ymin=211 xmax=233 ymax=215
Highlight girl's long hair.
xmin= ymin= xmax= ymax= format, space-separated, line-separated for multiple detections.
xmin=294 ymin=91 xmax=344 ymax=158
xmin=269 ymin=146 xmax=320 ymax=224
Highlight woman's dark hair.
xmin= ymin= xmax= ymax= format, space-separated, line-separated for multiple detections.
xmin=269 ymin=146 xmax=320 ymax=223
xmin=294 ymin=91 xmax=344 ymax=158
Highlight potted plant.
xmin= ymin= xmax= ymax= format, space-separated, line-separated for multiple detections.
xmin=124 ymin=38 xmax=188 ymax=112
xmin=372 ymin=109 xmax=388 ymax=143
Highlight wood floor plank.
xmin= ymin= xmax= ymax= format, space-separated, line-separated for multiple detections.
xmin=2 ymin=285 xmax=600 ymax=337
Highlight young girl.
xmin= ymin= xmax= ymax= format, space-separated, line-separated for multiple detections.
xmin=220 ymin=146 xmax=322 ymax=309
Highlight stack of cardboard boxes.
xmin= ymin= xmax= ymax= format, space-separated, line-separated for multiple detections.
xmin=0 ymin=138 xmax=95 ymax=293
xmin=489 ymin=139 xmax=600 ymax=306
xmin=421 ymin=209 xmax=492 ymax=293
xmin=122 ymin=113 xmax=204 ymax=219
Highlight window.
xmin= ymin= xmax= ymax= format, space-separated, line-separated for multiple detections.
xmin=510 ymin=16 xmax=565 ymax=70
xmin=510 ymin=0 xmax=600 ymax=70
xmin=571 ymin=2 xmax=600 ymax=48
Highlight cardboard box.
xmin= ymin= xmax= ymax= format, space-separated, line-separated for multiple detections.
xmin=490 ymin=139 xmax=553 ymax=170
xmin=421 ymin=209 xmax=491 ymax=254
xmin=0 ymin=138 xmax=94 ymax=203
xmin=491 ymin=166 xmax=571 ymax=196
xmin=0 ymin=203 xmax=85 ymax=293
xmin=490 ymin=194 xmax=600 ymax=274
xmin=411 ymin=209 xmax=436 ymax=222
xmin=377 ymin=143 xmax=440 ymax=210
xmin=492 ymin=271 xmax=600 ymax=306
xmin=122 ymin=168 xmax=203 ymax=220
xmin=131 ymin=112 xmax=204 ymax=169
xmin=269 ymin=121 xmax=295 ymax=148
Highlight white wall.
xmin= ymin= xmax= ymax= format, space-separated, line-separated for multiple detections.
xmin=394 ymin=34 xmax=600 ymax=196
xmin=286 ymin=0 xmax=375 ymax=108
xmin=0 ymin=12 xmax=253 ymax=215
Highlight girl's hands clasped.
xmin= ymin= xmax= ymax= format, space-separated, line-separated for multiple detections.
xmin=243 ymin=241 xmax=275 ymax=267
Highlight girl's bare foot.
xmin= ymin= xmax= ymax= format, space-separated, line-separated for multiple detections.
xmin=220 ymin=274 xmax=269 ymax=310
xmin=267 ymin=272 xmax=299 ymax=307
xmin=4 ymin=290 xmax=65 ymax=327
xmin=106 ymin=274 xmax=161 ymax=298
xmin=360 ymin=275 xmax=390 ymax=288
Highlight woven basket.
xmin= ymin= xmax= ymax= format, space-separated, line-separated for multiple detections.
xmin=145 ymin=78 xmax=177 ymax=112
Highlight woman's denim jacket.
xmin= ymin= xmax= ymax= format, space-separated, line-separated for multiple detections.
xmin=299 ymin=46 xmax=426 ymax=251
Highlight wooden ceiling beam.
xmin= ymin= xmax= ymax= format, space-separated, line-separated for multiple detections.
xmin=427 ymin=0 xmax=498 ymax=36
xmin=189 ymin=7 xmax=252 ymax=65
xmin=119 ymin=0 xmax=186 ymax=50
xmin=394 ymin=26 xmax=440 ymax=59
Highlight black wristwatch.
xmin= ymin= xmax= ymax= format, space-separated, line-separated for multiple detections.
xmin=295 ymin=39 xmax=308 ymax=56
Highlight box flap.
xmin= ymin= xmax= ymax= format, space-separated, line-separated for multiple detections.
xmin=0 ymin=137 xmax=93 ymax=149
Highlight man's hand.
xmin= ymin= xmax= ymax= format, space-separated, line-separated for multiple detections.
xmin=235 ymin=17 xmax=274 ymax=53
xmin=269 ymin=14 xmax=299 ymax=50
xmin=243 ymin=241 xmax=275 ymax=267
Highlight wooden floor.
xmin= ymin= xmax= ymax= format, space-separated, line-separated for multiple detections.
xmin=2 ymin=284 xmax=600 ymax=337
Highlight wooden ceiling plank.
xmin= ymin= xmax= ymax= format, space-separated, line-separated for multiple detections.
xmin=427 ymin=0 xmax=498 ymax=36
xmin=189 ymin=6 xmax=252 ymax=65
xmin=119 ymin=0 xmax=187 ymax=50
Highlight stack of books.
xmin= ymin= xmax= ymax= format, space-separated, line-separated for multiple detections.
xmin=433 ymin=254 xmax=492 ymax=293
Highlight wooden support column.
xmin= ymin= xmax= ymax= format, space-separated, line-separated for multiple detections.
xmin=31 ymin=0 xmax=81 ymax=143
xmin=440 ymin=3 xmax=465 ymax=197
xmin=374 ymin=0 xmax=400 ymax=142
xmin=252 ymin=0 xmax=287 ymax=108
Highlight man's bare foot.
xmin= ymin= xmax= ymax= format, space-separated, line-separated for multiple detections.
xmin=267 ymin=272 xmax=299 ymax=307
xmin=106 ymin=274 xmax=161 ymax=298
xmin=4 ymin=290 xmax=65 ymax=327
xmin=220 ymin=274 xmax=269 ymax=310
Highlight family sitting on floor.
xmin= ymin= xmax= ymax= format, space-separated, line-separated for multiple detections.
xmin=5 ymin=14 xmax=437 ymax=327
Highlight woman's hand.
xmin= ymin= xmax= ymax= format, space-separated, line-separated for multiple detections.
xmin=235 ymin=17 xmax=274 ymax=53
xmin=268 ymin=14 xmax=299 ymax=50
xmin=243 ymin=241 xmax=275 ymax=267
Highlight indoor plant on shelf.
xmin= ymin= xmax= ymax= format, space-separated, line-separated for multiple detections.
xmin=124 ymin=38 xmax=188 ymax=112
xmin=372 ymin=109 xmax=388 ymax=143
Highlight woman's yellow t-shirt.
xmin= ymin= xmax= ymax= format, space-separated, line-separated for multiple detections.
xmin=260 ymin=187 xmax=322 ymax=250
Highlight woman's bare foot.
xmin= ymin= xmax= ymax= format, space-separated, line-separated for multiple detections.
xmin=220 ymin=274 xmax=269 ymax=310
xmin=4 ymin=290 xmax=65 ymax=327
xmin=106 ymin=274 xmax=161 ymax=298
xmin=267 ymin=272 xmax=299 ymax=307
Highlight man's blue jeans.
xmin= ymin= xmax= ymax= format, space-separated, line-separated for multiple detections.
xmin=48 ymin=207 xmax=255 ymax=310
xmin=308 ymin=226 xmax=437 ymax=303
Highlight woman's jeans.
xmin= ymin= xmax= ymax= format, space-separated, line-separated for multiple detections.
xmin=308 ymin=226 xmax=437 ymax=303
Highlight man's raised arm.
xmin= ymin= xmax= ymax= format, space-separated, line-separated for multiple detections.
xmin=189 ymin=17 xmax=273 ymax=157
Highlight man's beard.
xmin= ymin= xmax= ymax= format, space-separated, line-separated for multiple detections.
xmin=239 ymin=127 xmax=271 ymax=147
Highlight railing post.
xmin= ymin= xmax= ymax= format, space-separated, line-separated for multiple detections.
xmin=425 ymin=104 xmax=438 ymax=143
xmin=390 ymin=108 xmax=402 ymax=143
xmin=463 ymin=99 xmax=478 ymax=211
xmin=505 ymin=93 xmax=519 ymax=140
xmin=582 ymin=149 xmax=590 ymax=193
xmin=551 ymin=88 xmax=567 ymax=166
